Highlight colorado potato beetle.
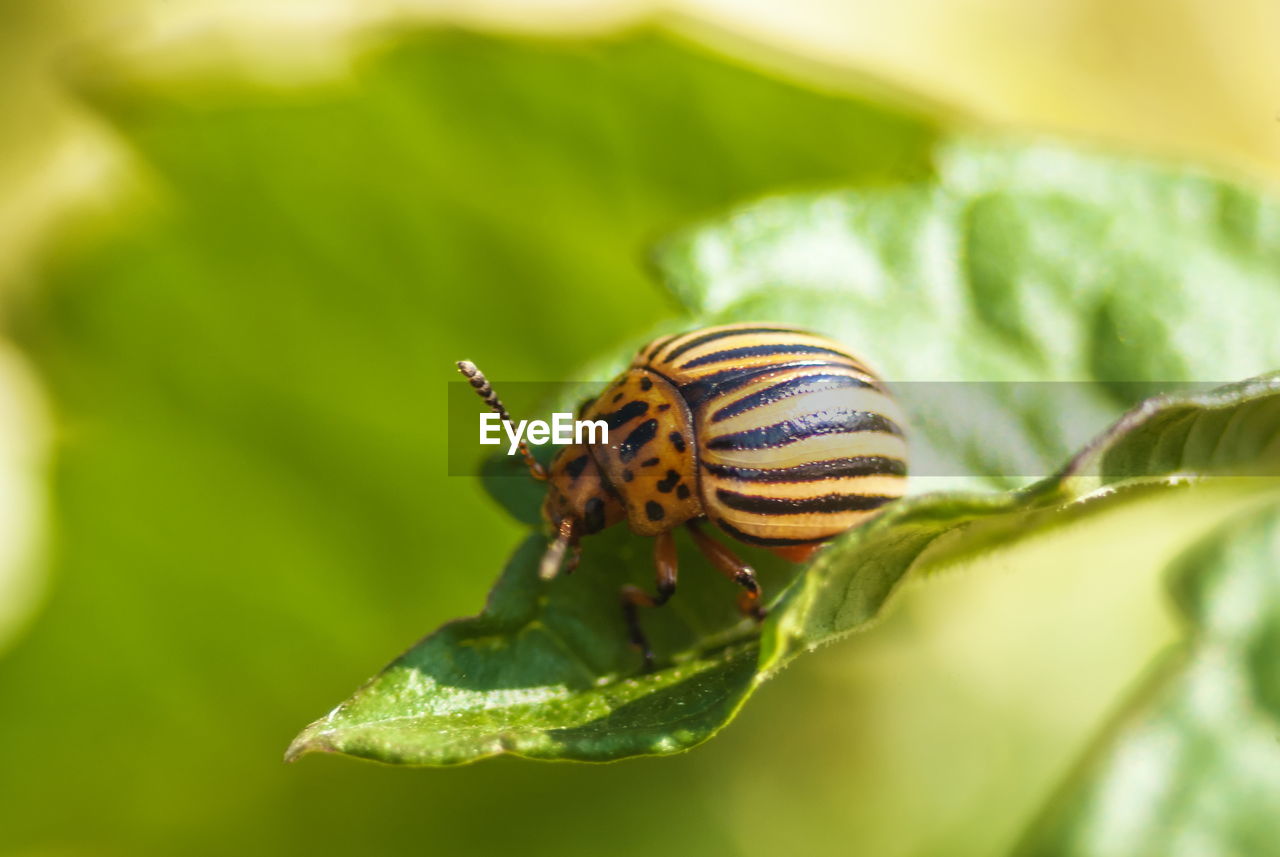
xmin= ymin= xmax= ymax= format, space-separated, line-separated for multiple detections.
xmin=458 ymin=323 xmax=908 ymax=666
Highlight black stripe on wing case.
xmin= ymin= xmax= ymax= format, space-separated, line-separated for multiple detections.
xmin=710 ymin=373 xmax=874 ymax=423
xmin=713 ymin=519 xmax=825 ymax=547
xmin=678 ymin=343 xmax=857 ymax=370
xmin=703 ymin=456 xmax=906 ymax=482
xmin=716 ymin=489 xmax=894 ymax=515
xmin=678 ymin=361 xmax=832 ymax=408
xmin=660 ymin=327 xmax=801 ymax=363
xmin=706 ymin=410 xmax=902 ymax=451
xmin=643 ymin=334 xmax=679 ymax=361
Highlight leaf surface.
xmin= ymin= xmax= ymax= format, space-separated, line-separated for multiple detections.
xmin=290 ymin=141 xmax=1280 ymax=765
xmin=1015 ymin=501 xmax=1280 ymax=856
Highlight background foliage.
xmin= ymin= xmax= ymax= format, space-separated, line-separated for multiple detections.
xmin=2 ymin=4 xmax=1279 ymax=857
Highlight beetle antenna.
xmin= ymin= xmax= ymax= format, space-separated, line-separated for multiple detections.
xmin=456 ymin=360 xmax=548 ymax=480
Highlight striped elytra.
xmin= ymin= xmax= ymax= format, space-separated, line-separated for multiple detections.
xmin=554 ymin=323 xmax=908 ymax=554
xmin=460 ymin=322 xmax=907 ymax=666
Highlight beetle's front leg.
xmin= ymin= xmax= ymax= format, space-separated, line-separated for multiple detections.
xmin=620 ymin=529 xmax=678 ymax=670
xmin=687 ymin=520 xmax=766 ymax=621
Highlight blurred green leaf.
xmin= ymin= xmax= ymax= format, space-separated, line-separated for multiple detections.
xmin=656 ymin=138 xmax=1280 ymax=489
xmin=0 ymin=27 xmax=939 ymax=854
xmin=1015 ymin=500 xmax=1280 ymax=857
xmin=289 ymin=141 xmax=1280 ymax=765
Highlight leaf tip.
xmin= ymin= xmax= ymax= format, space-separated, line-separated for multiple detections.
xmin=283 ymin=722 xmax=331 ymax=764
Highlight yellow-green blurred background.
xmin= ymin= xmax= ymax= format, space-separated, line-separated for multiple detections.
xmin=1 ymin=2 xmax=1277 ymax=856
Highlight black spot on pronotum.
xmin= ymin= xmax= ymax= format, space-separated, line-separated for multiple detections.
xmin=645 ymin=501 xmax=665 ymax=522
xmin=657 ymin=469 xmax=680 ymax=493
xmin=676 ymin=484 xmax=691 ymax=500
xmin=657 ymin=403 xmax=671 ymax=412
xmin=564 ymin=455 xmax=589 ymax=480
xmin=668 ymin=431 xmax=686 ymax=453
xmin=583 ymin=497 xmax=606 ymax=533
xmin=600 ymin=399 xmax=649 ymax=430
xmin=611 ymin=392 xmax=625 ymax=404
xmin=622 ymin=469 xmax=634 ymax=482
xmin=641 ymin=457 xmax=660 ymax=467
xmin=640 ymin=376 xmax=653 ymax=391
xmin=618 ymin=419 xmax=659 ymax=463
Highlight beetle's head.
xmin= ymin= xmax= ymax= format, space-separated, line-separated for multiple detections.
xmin=456 ymin=360 xmax=623 ymax=580
xmin=540 ymin=443 xmax=624 ymax=579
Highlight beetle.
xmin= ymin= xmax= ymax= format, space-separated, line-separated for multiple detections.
xmin=458 ymin=322 xmax=908 ymax=667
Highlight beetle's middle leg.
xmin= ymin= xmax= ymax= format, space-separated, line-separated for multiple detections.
xmin=621 ymin=529 xmax=678 ymax=670
xmin=687 ymin=520 xmax=765 ymax=621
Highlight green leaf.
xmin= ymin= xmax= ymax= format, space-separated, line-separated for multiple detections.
xmin=289 ymin=375 xmax=1280 ymax=765
xmin=290 ymin=139 xmax=1280 ymax=765
xmin=288 ymin=139 xmax=1280 ymax=767
xmin=287 ymin=535 xmax=763 ymax=765
xmin=1014 ymin=500 xmax=1280 ymax=856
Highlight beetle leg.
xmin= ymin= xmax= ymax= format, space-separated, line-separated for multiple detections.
xmin=686 ymin=520 xmax=766 ymax=621
xmin=621 ymin=529 xmax=678 ymax=670
xmin=563 ymin=537 xmax=583 ymax=576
